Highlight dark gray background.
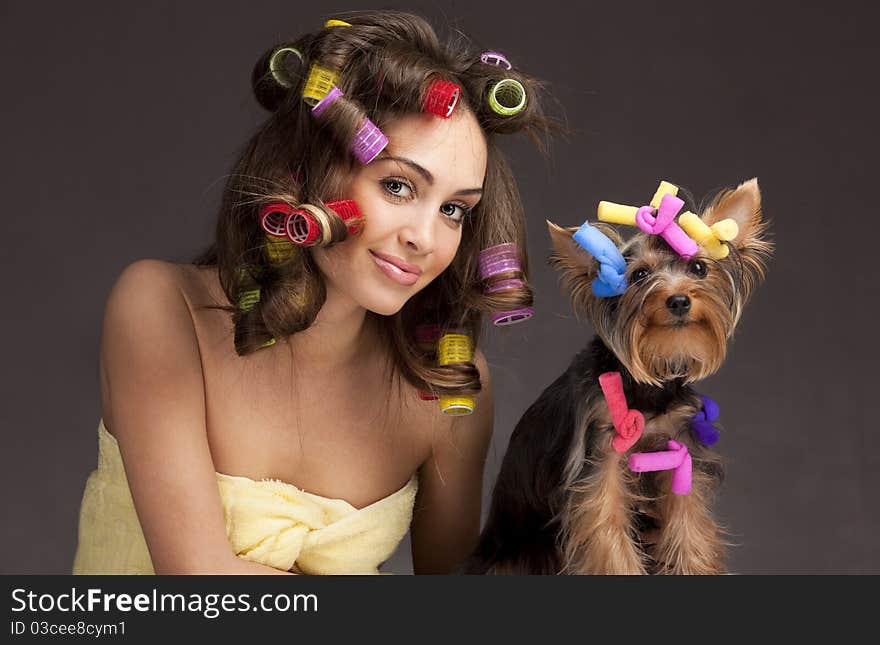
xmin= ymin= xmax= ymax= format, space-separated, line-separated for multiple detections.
xmin=2 ymin=0 xmax=878 ymax=574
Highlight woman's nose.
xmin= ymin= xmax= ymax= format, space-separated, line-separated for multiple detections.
xmin=398 ymin=207 xmax=436 ymax=253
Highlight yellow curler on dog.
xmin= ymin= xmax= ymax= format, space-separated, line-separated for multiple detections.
xmin=438 ymin=333 xmax=475 ymax=416
xmin=650 ymin=181 xmax=679 ymax=208
xmin=678 ymin=212 xmax=739 ymax=259
xmin=324 ymin=19 xmax=352 ymax=28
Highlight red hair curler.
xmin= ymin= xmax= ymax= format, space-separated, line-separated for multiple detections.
xmin=423 ymin=79 xmax=461 ymax=119
xmin=326 ymin=199 xmax=364 ymax=235
xmin=260 ymin=202 xmax=295 ymax=237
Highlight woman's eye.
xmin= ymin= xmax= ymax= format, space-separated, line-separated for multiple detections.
xmin=382 ymin=178 xmax=413 ymax=200
xmin=440 ymin=202 xmax=469 ymax=223
xmin=688 ymin=259 xmax=708 ymax=278
xmin=632 ymin=267 xmax=651 ymax=282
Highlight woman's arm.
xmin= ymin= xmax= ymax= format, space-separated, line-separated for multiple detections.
xmin=410 ymin=350 xmax=495 ymax=574
xmin=101 ymin=260 xmax=292 ymax=575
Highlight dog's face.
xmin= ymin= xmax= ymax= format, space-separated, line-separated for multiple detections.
xmin=548 ymin=179 xmax=773 ymax=386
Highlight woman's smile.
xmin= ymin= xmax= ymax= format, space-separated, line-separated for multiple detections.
xmin=369 ymin=250 xmax=421 ymax=286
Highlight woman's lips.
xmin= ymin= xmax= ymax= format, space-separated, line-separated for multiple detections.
xmin=370 ymin=251 xmax=420 ymax=286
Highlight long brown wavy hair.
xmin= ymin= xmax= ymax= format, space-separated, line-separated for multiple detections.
xmin=191 ymin=10 xmax=558 ymax=406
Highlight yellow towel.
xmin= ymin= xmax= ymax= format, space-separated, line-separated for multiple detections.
xmin=73 ymin=419 xmax=418 ymax=575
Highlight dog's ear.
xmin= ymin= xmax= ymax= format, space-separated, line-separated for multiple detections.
xmin=701 ymin=177 xmax=773 ymax=299
xmin=547 ymin=220 xmax=623 ymax=276
xmin=547 ymin=220 xmax=625 ymax=308
xmin=547 ymin=220 xmax=594 ymax=275
xmin=701 ymin=178 xmax=766 ymax=250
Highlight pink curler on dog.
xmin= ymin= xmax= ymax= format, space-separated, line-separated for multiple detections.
xmin=598 ymin=372 xmax=645 ymax=453
xmin=628 ymin=440 xmax=692 ymax=495
xmin=635 ymin=194 xmax=699 ymax=259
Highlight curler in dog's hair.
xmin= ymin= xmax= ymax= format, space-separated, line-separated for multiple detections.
xmin=690 ymin=394 xmax=721 ymax=445
xmin=629 ymin=440 xmax=692 ymax=495
xmin=598 ymin=181 xmax=699 ymax=259
xmin=678 ymin=211 xmax=739 ymax=260
xmin=302 ymin=62 xmax=341 ymax=106
xmin=324 ymin=18 xmax=352 ymax=28
xmin=350 ymin=117 xmax=389 ymax=164
xmin=479 ymin=51 xmax=512 ymax=70
xmin=635 ymin=194 xmax=698 ymax=259
xmin=488 ymin=79 xmax=527 ymax=116
xmin=478 ymin=243 xmax=533 ymax=325
xmin=572 ymin=222 xmax=628 ymax=297
xmin=598 ymin=371 xmax=645 ymax=453
xmin=437 ymin=333 xmax=475 ymax=416
xmin=423 ymin=79 xmax=461 ymax=119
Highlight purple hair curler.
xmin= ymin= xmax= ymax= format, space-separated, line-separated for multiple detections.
xmin=491 ymin=307 xmax=534 ymax=326
xmin=479 ymin=51 xmax=512 ymax=70
xmin=311 ymin=86 xmax=343 ymax=118
xmin=478 ymin=242 xmax=521 ymax=280
xmin=350 ymin=117 xmax=388 ymax=164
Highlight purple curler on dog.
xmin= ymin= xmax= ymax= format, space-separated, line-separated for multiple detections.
xmin=690 ymin=395 xmax=721 ymax=445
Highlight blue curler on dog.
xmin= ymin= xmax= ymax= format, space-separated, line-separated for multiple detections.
xmin=572 ymin=222 xmax=628 ymax=297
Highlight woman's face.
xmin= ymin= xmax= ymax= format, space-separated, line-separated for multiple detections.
xmin=312 ymin=109 xmax=488 ymax=316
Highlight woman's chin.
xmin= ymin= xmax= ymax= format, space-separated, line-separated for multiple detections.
xmin=364 ymin=297 xmax=407 ymax=317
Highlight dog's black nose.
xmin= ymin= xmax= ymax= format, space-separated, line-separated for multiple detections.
xmin=666 ymin=294 xmax=691 ymax=317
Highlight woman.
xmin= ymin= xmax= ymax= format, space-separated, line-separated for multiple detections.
xmin=73 ymin=10 xmax=554 ymax=574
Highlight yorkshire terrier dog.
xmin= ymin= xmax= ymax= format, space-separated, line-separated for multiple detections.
xmin=465 ymin=178 xmax=772 ymax=574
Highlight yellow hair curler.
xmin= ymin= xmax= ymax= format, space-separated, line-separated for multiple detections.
xmin=678 ymin=212 xmax=739 ymax=259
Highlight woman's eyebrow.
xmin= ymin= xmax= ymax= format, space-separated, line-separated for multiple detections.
xmin=376 ymin=155 xmax=483 ymax=196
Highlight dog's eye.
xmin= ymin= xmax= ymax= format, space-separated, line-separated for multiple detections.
xmin=631 ymin=267 xmax=651 ymax=282
xmin=688 ymin=260 xmax=708 ymax=278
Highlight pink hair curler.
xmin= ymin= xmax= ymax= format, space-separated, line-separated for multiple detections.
xmin=635 ymin=194 xmax=699 ymax=259
xmin=424 ymin=79 xmax=461 ymax=119
xmin=260 ymin=203 xmax=295 ymax=237
xmin=479 ymin=51 xmax=512 ymax=70
xmin=598 ymin=372 xmax=645 ymax=453
xmin=350 ymin=117 xmax=388 ymax=164
xmin=628 ymin=440 xmax=692 ymax=495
